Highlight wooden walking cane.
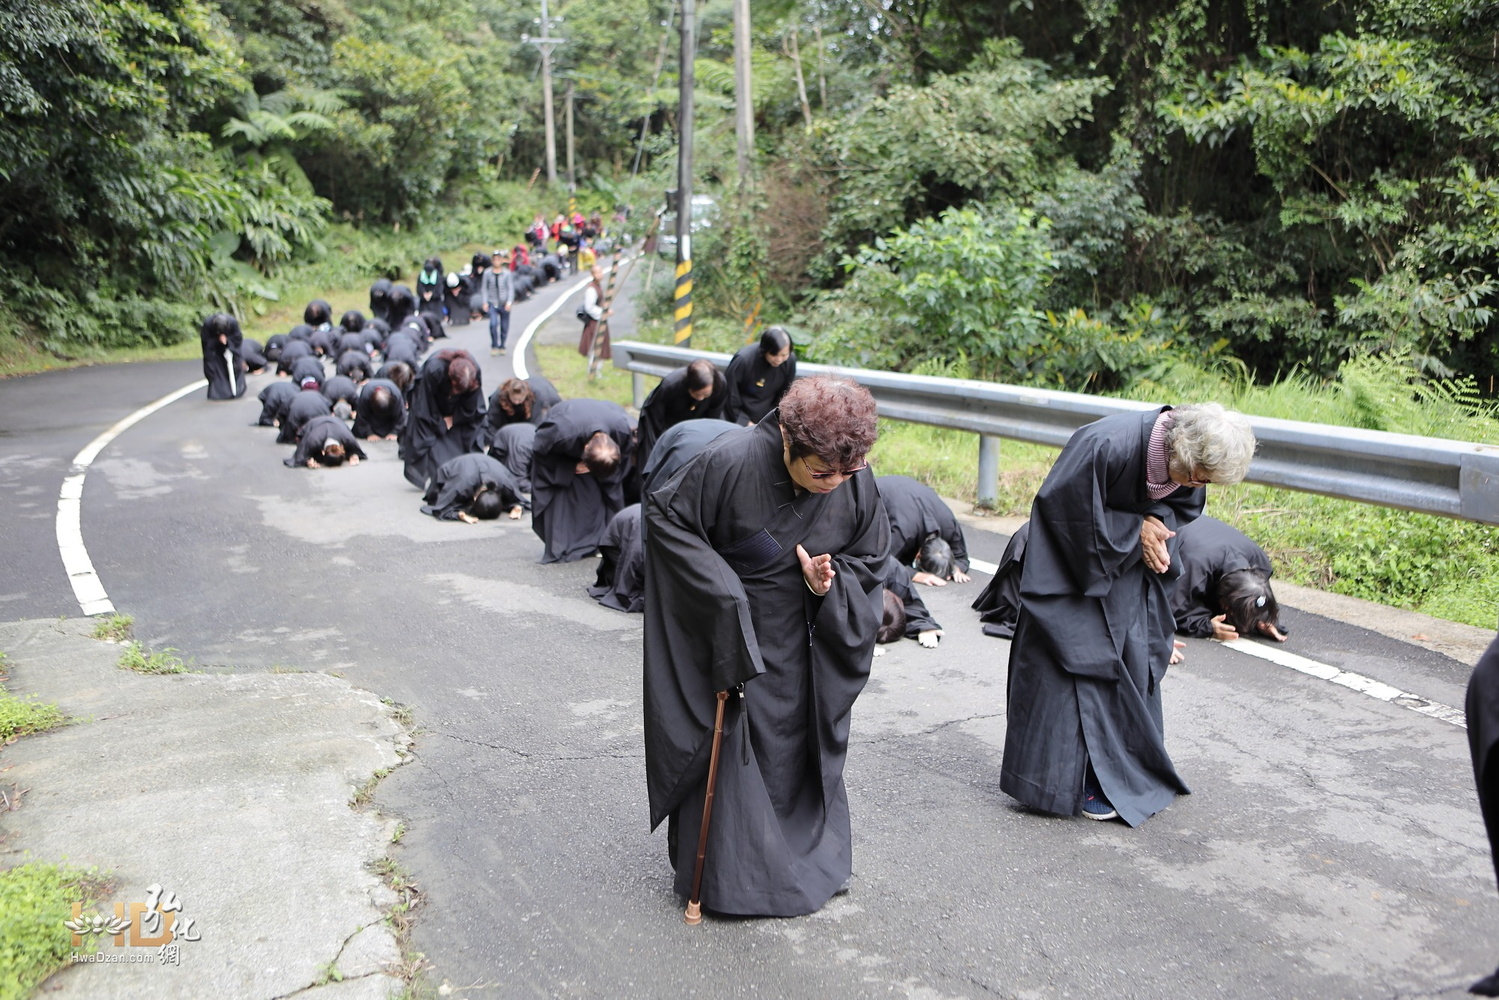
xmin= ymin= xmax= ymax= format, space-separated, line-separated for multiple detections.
xmin=588 ymin=245 xmax=623 ymax=377
xmin=684 ymin=689 xmax=730 ymax=925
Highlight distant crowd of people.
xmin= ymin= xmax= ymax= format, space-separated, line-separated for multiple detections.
xmin=197 ymin=256 xmax=1499 ymax=996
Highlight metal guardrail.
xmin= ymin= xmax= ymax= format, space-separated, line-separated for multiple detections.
xmin=611 ymin=340 xmax=1499 ymax=525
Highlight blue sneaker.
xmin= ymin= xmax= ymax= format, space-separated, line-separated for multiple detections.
xmin=1081 ymin=778 xmax=1118 ymax=821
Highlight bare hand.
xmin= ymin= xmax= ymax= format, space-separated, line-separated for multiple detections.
xmin=443 ymin=416 xmax=454 ymax=430
xmin=917 ymin=630 xmax=942 ymax=649
xmin=574 ymin=461 xmax=590 ymax=475
xmin=952 ymin=568 xmax=971 ymax=584
xmin=385 ymin=434 xmax=397 ymax=441
xmin=458 ymin=511 xmax=478 ymax=524
xmin=348 ymin=455 xmax=359 ymax=466
xmin=1141 ymin=516 xmax=1175 ymax=573
xmin=796 ymin=544 xmax=835 ymax=596
xmin=1169 ymin=640 xmax=1186 ymax=665
xmin=367 ymin=435 xmax=381 ymax=442
xmin=508 ymin=506 xmax=523 ymax=520
xmin=1210 ymin=614 xmax=1240 ymax=642
xmin=912 ymin=571 xmax=947 ymax=588
xmin=306 ymin=458 xmax=319 ymax=469
xmin=1259 ymin=622 xmax=1288 ymax=642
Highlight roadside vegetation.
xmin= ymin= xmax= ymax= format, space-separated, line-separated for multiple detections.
xmin=0 ymin=863 xmax=111 ymax=1000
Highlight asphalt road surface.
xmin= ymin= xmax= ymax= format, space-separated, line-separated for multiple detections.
xmin=1 ymin=275 xmax=1494 ymax=998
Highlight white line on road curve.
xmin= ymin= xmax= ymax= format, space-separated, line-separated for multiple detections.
xmin=57 ymin=379 xmax=207 ymax=616
xmin=512 ymin=252 xmax=641 ymax=381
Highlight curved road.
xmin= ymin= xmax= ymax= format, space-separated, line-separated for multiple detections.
xmin=0 ymin=275 xmax=1493 ymax=998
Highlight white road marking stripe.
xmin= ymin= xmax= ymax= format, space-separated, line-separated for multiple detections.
xmin=969 ymin=557 xmax=998 ymax=575
xmin=1222 ymin=637 xmax=1465 ymax=729
xmin=512 ymin=252 xmax=641 ymax=381
xmin=57 ymin=379 xmax=208 ymax=616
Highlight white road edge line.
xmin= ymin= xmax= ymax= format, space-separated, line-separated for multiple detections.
xmin=57 ymin=379 xmax=208 ymax=616
xmin=512 ymin=252 xmax=641 ymax=381
xmin=964 ymin=556 xmax=1465 ymax=729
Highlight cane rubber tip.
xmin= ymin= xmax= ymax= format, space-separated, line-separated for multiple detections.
xmin=684 ymin=902 xmax=702 ymax=925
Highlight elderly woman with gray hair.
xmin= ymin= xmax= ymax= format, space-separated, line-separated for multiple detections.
xmin=999 ymin=402 xmax=1255 ymax=827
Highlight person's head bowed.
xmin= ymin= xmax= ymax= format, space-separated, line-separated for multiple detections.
xmin=1166 ymin=403 xmax=1255 ymax=488
xmin=779 ymin=376 xmax=878 ymax=492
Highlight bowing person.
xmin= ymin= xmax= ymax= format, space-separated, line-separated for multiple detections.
xmin=724 ymin=326 xmax=797 ymax=426
xmin=285 ymin=414 xmax=366 ymax=469
xmin=201 ymin=313 xmax=248 ymax=401
xmin=529 ymin=399 xmax=634 ymax=563
xmin=420 ymin=453 xmax=526 ymax=522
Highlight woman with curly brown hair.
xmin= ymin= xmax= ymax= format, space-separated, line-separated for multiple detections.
xmin=643 ymin=375 xmax=890 ymax=917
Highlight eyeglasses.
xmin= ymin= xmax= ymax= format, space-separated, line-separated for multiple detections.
xmin=801 ymin=456 xmax=868 ymax=480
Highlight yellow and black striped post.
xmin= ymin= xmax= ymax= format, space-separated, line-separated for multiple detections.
xmin=673 ymin=256 xmax=693 ymax=346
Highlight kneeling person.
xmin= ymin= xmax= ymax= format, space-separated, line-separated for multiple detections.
xmin=285 ymin=415 xmax=367 ymax=469
xmin=421 ymin=453 xmax=526 ymax=523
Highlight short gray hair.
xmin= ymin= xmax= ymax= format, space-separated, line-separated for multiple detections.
xmin=1167 ymin=403 xmax=1255 ymax=485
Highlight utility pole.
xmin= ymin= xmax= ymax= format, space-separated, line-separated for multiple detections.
xmin=673 ymin=0 xmax=696 ymax=347
xmin=733 ymin=0 xmax=753 ymax=185
xmin=565 ymin=81 xmax=576 ymax=215
xmin=524 ymin=0 xmax=565 ymax=187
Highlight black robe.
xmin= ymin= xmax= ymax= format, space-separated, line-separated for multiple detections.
xmin=321 ymin=374 xmax=360 ymax=408
xmin=337 ymin=332 xmax=366 ymax=356
xmin=309 ymin=326 xmax=339 ymax=358
xmin=1000 ymin=408 xmax=1201 ymax=827
xmin=723 ymin=343 xmax=797 ymax=425
xmin=383 ymin=337 xmax=421 ymax=368
xmin=238 ymin=338 xmax=268 ymax=373
xmin=352 ymin=379 xmax=407 ymax=439
xmin=277 ymin=391 xmax=332 ymax=445
xmin=202 ymin=326 xmax=248 ymax=400
xmin=488 ymin=422 xmax=536 ymax=494
xmin=1468 ymin=635 xmax=1499 ymax=919
xmin=640 ymin=419 xmax=741 ymax=499
xmin=972 ymin=522 xmax=1028 ymax=639
xmin=643 ymin=415 xmax=889 ymax=916
xmin=636 ymin=366 xmax=729 ymax=475
xmin=369 ymin=279 xmax=392 ymax=321
xmin=398 ymin=353 xmax=485 ymax=489
xmin=336 ymin=350 xmax=375 ymax=382
xmin=263 ymin=334 xmax=288 ymax=364
xmin=481 ymin=375 xmax=563 ymax=437
xmin=530 ymin=399 xmax=633 ymax=563
xmin=420 ymin=453 xmax=526 ymax=519
xmin=588 ymin=503 xmax=644 ymax=613
xmin=285 ymin=415 xmax=367 ymax=468
xmin=276 ymin=339 xmax=313 ymax=374
xmin=882 ymin=557 xmax=941 ymax=638
xmin=1170 ymin=515 xmax=1274 ymax=639
xmin=255 ymin=380 xmax=299 ymax=427
xmin=877 ymin=475 xmax=970 ymax=574
xmin=288 ymin=356 xmax=324 ymax=387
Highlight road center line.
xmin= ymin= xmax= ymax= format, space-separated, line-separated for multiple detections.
xmin=57 ymin=379 xmax=207 ymax=616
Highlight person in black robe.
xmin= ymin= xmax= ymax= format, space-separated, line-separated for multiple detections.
xmin=481 ymin=376 xmax=563 ymax=437
xmin=444 ymin=272 xmax=467 ymax=325
xmin=275 ymin=338 xmax=313 ymax=375
xmin=880 ymin=556 xmax=943 ymax=646
xmin=321 ymin=374 xmax=360 ymax=410
xmin=420 ymin=453 xmax=526 ymax=521
xmin=1468 ymin=635 xmax=1499 ymax=997
xmin=287 ymin=323 xmax=314 ymax=343
xmin=972 ymin=523 xmax=1027 ymax=639
xmin=530 ymin=399 xmax=634 ymax=563
xmin=277 ymin=382 xmax=333 ymax=444
xmin=238 ymin=338 xmax=268 ymax=374
xmin=336 ymin=331 xmax=367 ymax=358
xmin=200 ymin=313 xmax=248 ymax=400
xmin=588 ymin=504 xmax=644 ymax=612
xmin=877 ymin=474 xmax=972 ymax=586
xmin=643 ymin=376 xmax=888 ymax=917
xmin=387 ymin=285 xmax=417 ymax=333
xmin=263 ymin=333 xmax=288 ymax=364
xmin=287 ymin=355 xmax=324 ymax=388
xmin=255 ymin=380 xmax=299 ymax=427
xmin=398 ymin=349 xmax=485 ymax=489
xmin=635 ymin=360 xmax=728 ymax=476
xmin=352 ymin=378 xmax=406 ymax=441
xmin=309 ymin=325 xmax=339 ymax=358
xmin=488 ymin=422 xmax=536 ymax=494
xmin=640 ymin=419 xmax=741 ymax=499
xmin=305 ymin=298 xmax=333 ymax=332
xmin=336 ymin=350 xmax=375 ymax=383
xmin=383 ymin=332 xmax=421 ymax=368
xmin=1170 ymin=515 xmax=1287 ymax=642
xmin=723 ymin=326 xmax=797 ymax=426
xmin=1000 ymin=403 xmax=1256 ymax=826
xmin=285 ymin=414 xmax=367 ymax=469
xmin=369 ymin=279 xmax=392 ymax=322
xmin=374 ymin=361 xmax=414 ymax=396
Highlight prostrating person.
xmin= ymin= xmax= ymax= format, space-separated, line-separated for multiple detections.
xmin=1468 ymin=635 xmax=1499 ymax=997
xmin=277 ymin=379 xmax=333 ymax=444
xmin=880 ymin=556 xmax=943 ymax=648
xmin=255 ymin=380 xmax=299 ymax=428
xmin=286 ymin=355 xmax=324 ymax=388
xmin=399 ymin=349 xmax=485 ymax=489
xmin=643 ymin=376 xmax=888 ymax=917
xmin=723 ymin=326 xmax=797 ymax=426
xmin=275 ymin=338 xmax=313 ymax=375
xmin=369 ymin=279 xmax=392 ymax=322
xmin=876 ymin=474 xmax=971 ymax=586
xmin=1000 ymin=403 xmax=1255 ymax=826
xmin=530 ymin=398 xmax=633 ymax=563
xmin=973 ymin=516 xmax=1287 ymax=643
xmin=635 ymin=359 xmax=728 ymax=475
xmin=482 ymin=376 xmax=561 ymax=438
xmin=487 ymin=422 xmax=536 ymax=494
xmin=421 ymin=453 xmax=526 ymax=522
xmin=200 ymin=313 xmax=248 ymax=400
xmin=336 ymin=350 xmax=375 ymax=383
xmin=352 ymin=379 xmax=406 ymax=441
xmin=238 ymin=338 xmax=268 ymax=375
xmin=588 ymin=504 xmax=644 ymax=612
xmin=321 ymin=374 xmax=360 ymax=410
xmin=285 ymin=414 xmax=367 ymax=469
xmin=639 ymin=419 xmax=740 ymax=499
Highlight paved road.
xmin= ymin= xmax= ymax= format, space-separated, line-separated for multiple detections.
xmin=0 ymin=273 xmax=1494 ymax=998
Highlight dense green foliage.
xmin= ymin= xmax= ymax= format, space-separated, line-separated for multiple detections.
xmin=0 ymin=863 xmax=107 ymax=1000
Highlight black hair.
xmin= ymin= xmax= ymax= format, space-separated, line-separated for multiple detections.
xmin=582 ymin=432 xmax=621 ymax=477
xmin=917 ymin=536 xmax=955 ymax=579
xmin=386 ymin=286 xmax=416 ymax=327
xmin=1219 ymin=569 xmax=1281 ymax=639
xmin=877 ymin=588 xmax=907 ymax=644
xmin=201 ymin=312 xmax=239 ymax=342
xmin=304 ymin=299 xmax=333 ymax=327
xmin=471 ymin=252 xmax=488 ymax=272
xmin=340 ymin=310 xmax=366 ymax=333
xmin=379 ymin=361 xmax=414 ymax=393
xmin=319 ymin=441 xmax=347 ymax=467
xmin=684 ymin=359 xmax=717 ymax=393
xmin=470 ymin=489 xmax=503 ymax=520
xmin=760 ymin=325 xmax=792 ymax=357
xmin=367 ymin=385 xmax=397 ymax=416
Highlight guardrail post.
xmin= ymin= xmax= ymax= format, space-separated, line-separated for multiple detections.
xmin=977 ymin=434 xmax=1000 ymax=509
xmin=632 ymin=372 xmax=646 ymax=409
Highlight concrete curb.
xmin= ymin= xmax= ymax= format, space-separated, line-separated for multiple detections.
xmin=0 ymin=618 xmax=414 ymax=999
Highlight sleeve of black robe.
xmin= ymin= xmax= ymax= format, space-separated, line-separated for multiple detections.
xmin=1467 ymin=634 xmax=1499 ymax=895
xmin=973 ymin=521 xmax=1028 ymax=638
xmin=287 ymin=415 xmax=366 ymax=467
xmin=1169 ymin=515 xmax=1273 ymax=638
xmin=642 ymin=427 xmax=889 ymax=828
xmin=883 ymin=557 xmax=941 ymax=636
